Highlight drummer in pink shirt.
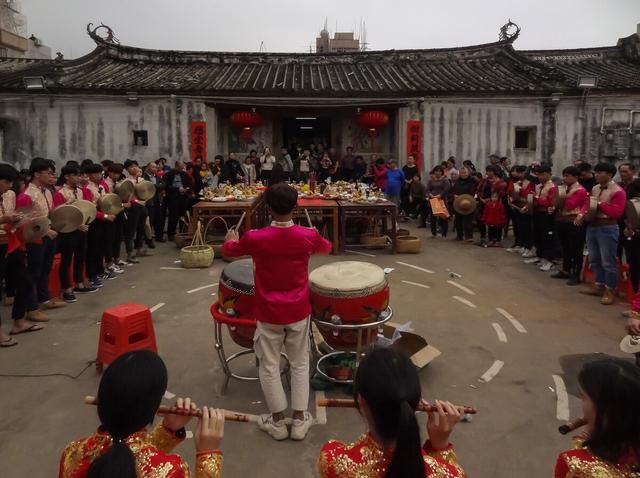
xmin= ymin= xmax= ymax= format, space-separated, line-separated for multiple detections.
xmin=223 ymin=183 xmax=331 ymax=442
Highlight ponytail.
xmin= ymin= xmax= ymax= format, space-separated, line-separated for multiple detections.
xmin=385 ymin=401 xmax=424 ymax=478
xmin=87 ymin=439 xmax=137 ymax=478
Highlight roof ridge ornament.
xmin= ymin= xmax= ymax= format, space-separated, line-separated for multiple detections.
xmin=86 ymin=23 xmax=120 ymax=45
xmin=499 ymin=19 xmax=521 ymax=43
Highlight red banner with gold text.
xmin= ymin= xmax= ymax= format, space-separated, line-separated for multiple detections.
xmin=407 ymin=120 xmax=422 ymax=171
xmin=191 ymin=121 xmax=207 ymax=162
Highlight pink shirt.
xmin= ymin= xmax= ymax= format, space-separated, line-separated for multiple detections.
xmin=52 ymin=184 xmax=92 ymax=208
xmin=562 ymin=184 xmax=588 ymax=213
xmin=222 ymin=222 xmax=332 ymax=325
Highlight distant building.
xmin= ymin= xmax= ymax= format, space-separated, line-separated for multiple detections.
xmin=0 ymin=0 xmax=51 ymax=59
xmin=316 ymin=28 xmax=359 ymax=53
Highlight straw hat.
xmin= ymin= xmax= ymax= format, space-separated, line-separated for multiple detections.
xmin=453 ymin=194 xmax=477 ymax=215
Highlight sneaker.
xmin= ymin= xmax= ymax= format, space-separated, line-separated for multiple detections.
xmin=257 ymin=414 xmax=288 ymax=441
xmin=101 ymin=271 xmax=118 ymax=280
xmin=290 ymin=412 xmax=314 ymax=441
xmin=90 ymin=278 xmax=104 ymax=288
xmin=27 ymin=309 xmax=50 ymax=322
xmin=523 ymin=257 xmax=540 ymax=264
xmin=115 ymin=259 xmax=128 ymax=266
xmin=506 ymin=246 xmax=523 ymax=253
xmin=74 ymin=286 xmax=98 ymax=294
xmin=62 ymin=291 xmax=77 ymax=303
xmin=39 ymin=299 xmax=66 ymax=310
xmin=522 ymin=249 xmax=537 ymax=258
xmin=539 ymin=260 xmax=553 ymax=272
xmin=109 ymin=265 xmax=125 ymax=274
xmin=126 ymin=256 xmax=140 ymax=264
xmin=551 ymin=271 xmax=570 ymax=279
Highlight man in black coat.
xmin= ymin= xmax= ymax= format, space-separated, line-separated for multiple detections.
xmin=143 ymin=161 xmax=166 ymax=243
xmin=163 ymin=161 xmax=193 ymax=241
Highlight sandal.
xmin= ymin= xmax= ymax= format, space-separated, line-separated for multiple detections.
xmin=0 ymin=337 xmax=18 ymax=347
xmin=10 ymin=324 xmax=44 ymax=335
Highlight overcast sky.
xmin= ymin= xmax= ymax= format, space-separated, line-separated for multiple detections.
xmin=20 ymin=0 xmax=640 ymax=58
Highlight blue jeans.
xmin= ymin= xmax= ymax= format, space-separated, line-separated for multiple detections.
xmin=585 ymin=225 xmax=619 ymax=289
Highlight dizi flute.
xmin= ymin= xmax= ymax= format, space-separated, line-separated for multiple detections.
xmin=317 ymin=398 xmax=477 ymax=415
xmin=84 ymin=396 xmax=256 ymax=423
xmin=558 ymin=417 xmax=587 ymax=435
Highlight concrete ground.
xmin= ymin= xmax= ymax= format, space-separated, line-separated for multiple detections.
xmin=0 ymin=224 xmax=633 ymax=478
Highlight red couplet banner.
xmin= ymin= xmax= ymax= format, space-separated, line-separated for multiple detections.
xmin=191 ymin=121 xmax=207 ymax=162
xmin=406 ymin=120 xmax=422 ymax=171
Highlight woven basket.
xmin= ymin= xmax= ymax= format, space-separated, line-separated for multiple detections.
xmin=174 ymin=215 xmax=193 ymax=248
xmin=360 ymin=233 xmax=389 ymax=247
xmin=204 ymin=216 xmax=230 ymax=258
xmin=397 ymin=228 xmax=410 ymax=237
xmin=396 ymin=235 xmax=421 ymax=253
xmin=180 ymin=222 xmax=214 ymax=268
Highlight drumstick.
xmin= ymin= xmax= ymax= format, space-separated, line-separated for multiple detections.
xmin=317 ymin=398 xmax=477 ymax=415
xmin=558 ymin=417 xmax=587 ymax=435
xmin=84 ymin=396 xmax=256 ymax=423
xmin=234 ymin=212 xmax=246 ymax=231
xmin=304 ymin=209 xmax=313 ymax=228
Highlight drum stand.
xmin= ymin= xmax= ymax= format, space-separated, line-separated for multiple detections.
xmin=213 ymin=318 xmax=290 ymax=395
xmin=311 ymin=306 xmax=393 ymax=384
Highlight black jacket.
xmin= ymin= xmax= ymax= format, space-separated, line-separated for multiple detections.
xmin=164 ymin=170 xmax=192 ymax=194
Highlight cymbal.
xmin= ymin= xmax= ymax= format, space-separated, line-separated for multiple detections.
xmin=50 ymin=205 xmax=84 ymax=233
xmin=98 ymin=193 xmax=123 ymax=215
xmin=584 ymin=196 xmax=598 ymax=222
xmin=115 ymin=181 xmax=134 ymax=202
xmin=555 ymin=185 xmax=567 ymax=209
xmin=620 ymin=334 xmax=640 ymax=354
xmin=74 ymin=199 xmax=97 ymax=225
xmin=625 ymin=198 xmax=640 ymax=231
xmin=22 ymin=216 xmax=51 ymax=242
xmin=134 ymin=180 xmax=156 ymax=201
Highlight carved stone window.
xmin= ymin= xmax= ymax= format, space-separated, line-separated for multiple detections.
xmin=133 ymin=130 xmax=148 ymax=146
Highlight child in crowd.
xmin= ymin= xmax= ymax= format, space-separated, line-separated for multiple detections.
xmin=481 ymin=192 xmax=507 ymax=247
xmin=223 ymin=183 xmax=332 ymax=441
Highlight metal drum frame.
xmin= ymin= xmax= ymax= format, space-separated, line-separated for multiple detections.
xmin=312 ymin=306 xmax=393 ymax=384
xmin=210 ymin=302 xmax=290 ymax=394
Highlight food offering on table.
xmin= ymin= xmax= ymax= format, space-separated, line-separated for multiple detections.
xmin=293 ymin=180 xmax=388 ymax=202
xmin=203 ymin=183 xmax=261 ymax=202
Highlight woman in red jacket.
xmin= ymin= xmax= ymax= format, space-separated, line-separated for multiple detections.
xmin=481 ymin=192 xmax=507 ymax=247
xmin=555 ymin=359 xmax=639 ymax=477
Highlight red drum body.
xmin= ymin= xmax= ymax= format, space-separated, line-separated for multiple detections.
xmin=218 ymin=259 xmax=256 ymax=348
xmin=309 ymin=261 xmax=389 ymax=351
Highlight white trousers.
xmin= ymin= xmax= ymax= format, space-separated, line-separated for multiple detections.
xmin=254 ymin=318 xmax=310 ymax=413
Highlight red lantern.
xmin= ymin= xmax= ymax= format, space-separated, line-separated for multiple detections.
xmin=357 ymin=110 xmax=390 ymax=146
xmin=230 ymin=110 xmax=263 ymax=143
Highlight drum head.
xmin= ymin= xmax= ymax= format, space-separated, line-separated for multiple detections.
xmin=221 ymin=258 xmax=254 ymax=293
xmin=625 ymin=198 xmax=640 ymax=230
xmin=310 ymin=261 xmax=386 ymax=294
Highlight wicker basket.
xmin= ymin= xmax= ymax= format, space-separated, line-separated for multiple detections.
xmin=180 ymin=222 xmax=214 ymax=268
xmin=174 ymin=233 xmax=192 ymax=249
xmin=360 ymin=233 xmax=389 ymax=246
xmin=203 ymin=216 xmax=229 ymax=258
xmin=396 ymin=235 xmax=421 ymax=253
xmin=397 ymin=228 xmax=410 ymax=237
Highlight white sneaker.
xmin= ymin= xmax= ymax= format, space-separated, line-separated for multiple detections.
xmin=290 ymin=412 xmax=314 ymax=441
xmin=523 ymin=257 xmax=540 ymax=264
xmin=539 ymin=260 xmax=554 ymax=272
xmin=109 ymin=265 xmax=124 ymax=274
xmin=506 ymin=246 xmax=523 ymax=253
xmin=522 ymin=249 xmax=536 ymax=258
xmin=257 ymin=414 xmax=288 ymax=441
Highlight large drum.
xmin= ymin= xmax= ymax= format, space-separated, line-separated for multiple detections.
xmin=309 ymin=261 xmax=390 ymax=351
xmin=218 ymin=258 xmax=256 ymax=349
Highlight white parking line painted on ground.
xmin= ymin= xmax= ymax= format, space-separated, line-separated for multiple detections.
xmin=345 ymin=249 xmax=377 ymax=257
xmin=187 ymin=283 xmax=219 ymax=294
xmin=479 ymin=360 xmax=504 ymax=382
xmin=401 ymin=280 xmax=431 ymax=289
xmin=446 ymin=280 xmax=476 ymax=295
xmin=452 ymin=296 xmax=477 ymax=308
xmin=496 ymin=307 xmax=528 ymax=333
xmin=395 ymin=261 xmax=435 ymax=274
xmin=552 ymin=374 xmax=570 ymax=421
xmin=491 ymin=323 xmax=508 ymax=343
xmin=150 ymin=303 xmax=165 ymax=313
xmin=160 ymin=267 xmax=190 ymax=271
xmin=315 ymin=391 xmax=327 ymax=425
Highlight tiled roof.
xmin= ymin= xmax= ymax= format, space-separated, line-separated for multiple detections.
xmin=0 ymin=30 xmax=638 ymax=98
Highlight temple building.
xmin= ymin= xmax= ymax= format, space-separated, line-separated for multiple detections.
xmin=0 ymin=22 xmax=639 ymax=174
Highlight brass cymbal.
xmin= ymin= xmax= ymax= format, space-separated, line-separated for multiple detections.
xmin=625 ymin=198 xmax=640 ymax=231
xmin=74 ymin=199 xmax=97 ymax=225
xmin=98 ymin=193 xmax=123 ymax=215
xmin=115 ymin=181 xmax=135 ymax=202
xmin=22 ymin=216 xmax=51 ymax=242
xmin=134 ymin=180 xmax=156 ymax=201
xmin=50 ymin=205 xmax=84 ymax=233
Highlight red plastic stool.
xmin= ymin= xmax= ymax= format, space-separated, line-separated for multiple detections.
xmin=96 ymin=303 xmax=158 ymax=372
xmin=617 ymin=262 xmax=635 ymax=304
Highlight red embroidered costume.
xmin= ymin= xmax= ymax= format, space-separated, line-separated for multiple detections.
xmin=59 ymin=423 xmax=222 ymax=478
xmin=318 ymin=433 xmax=466 ymax=478
xmin=555 ymin=438 xmax=639 ymax=477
